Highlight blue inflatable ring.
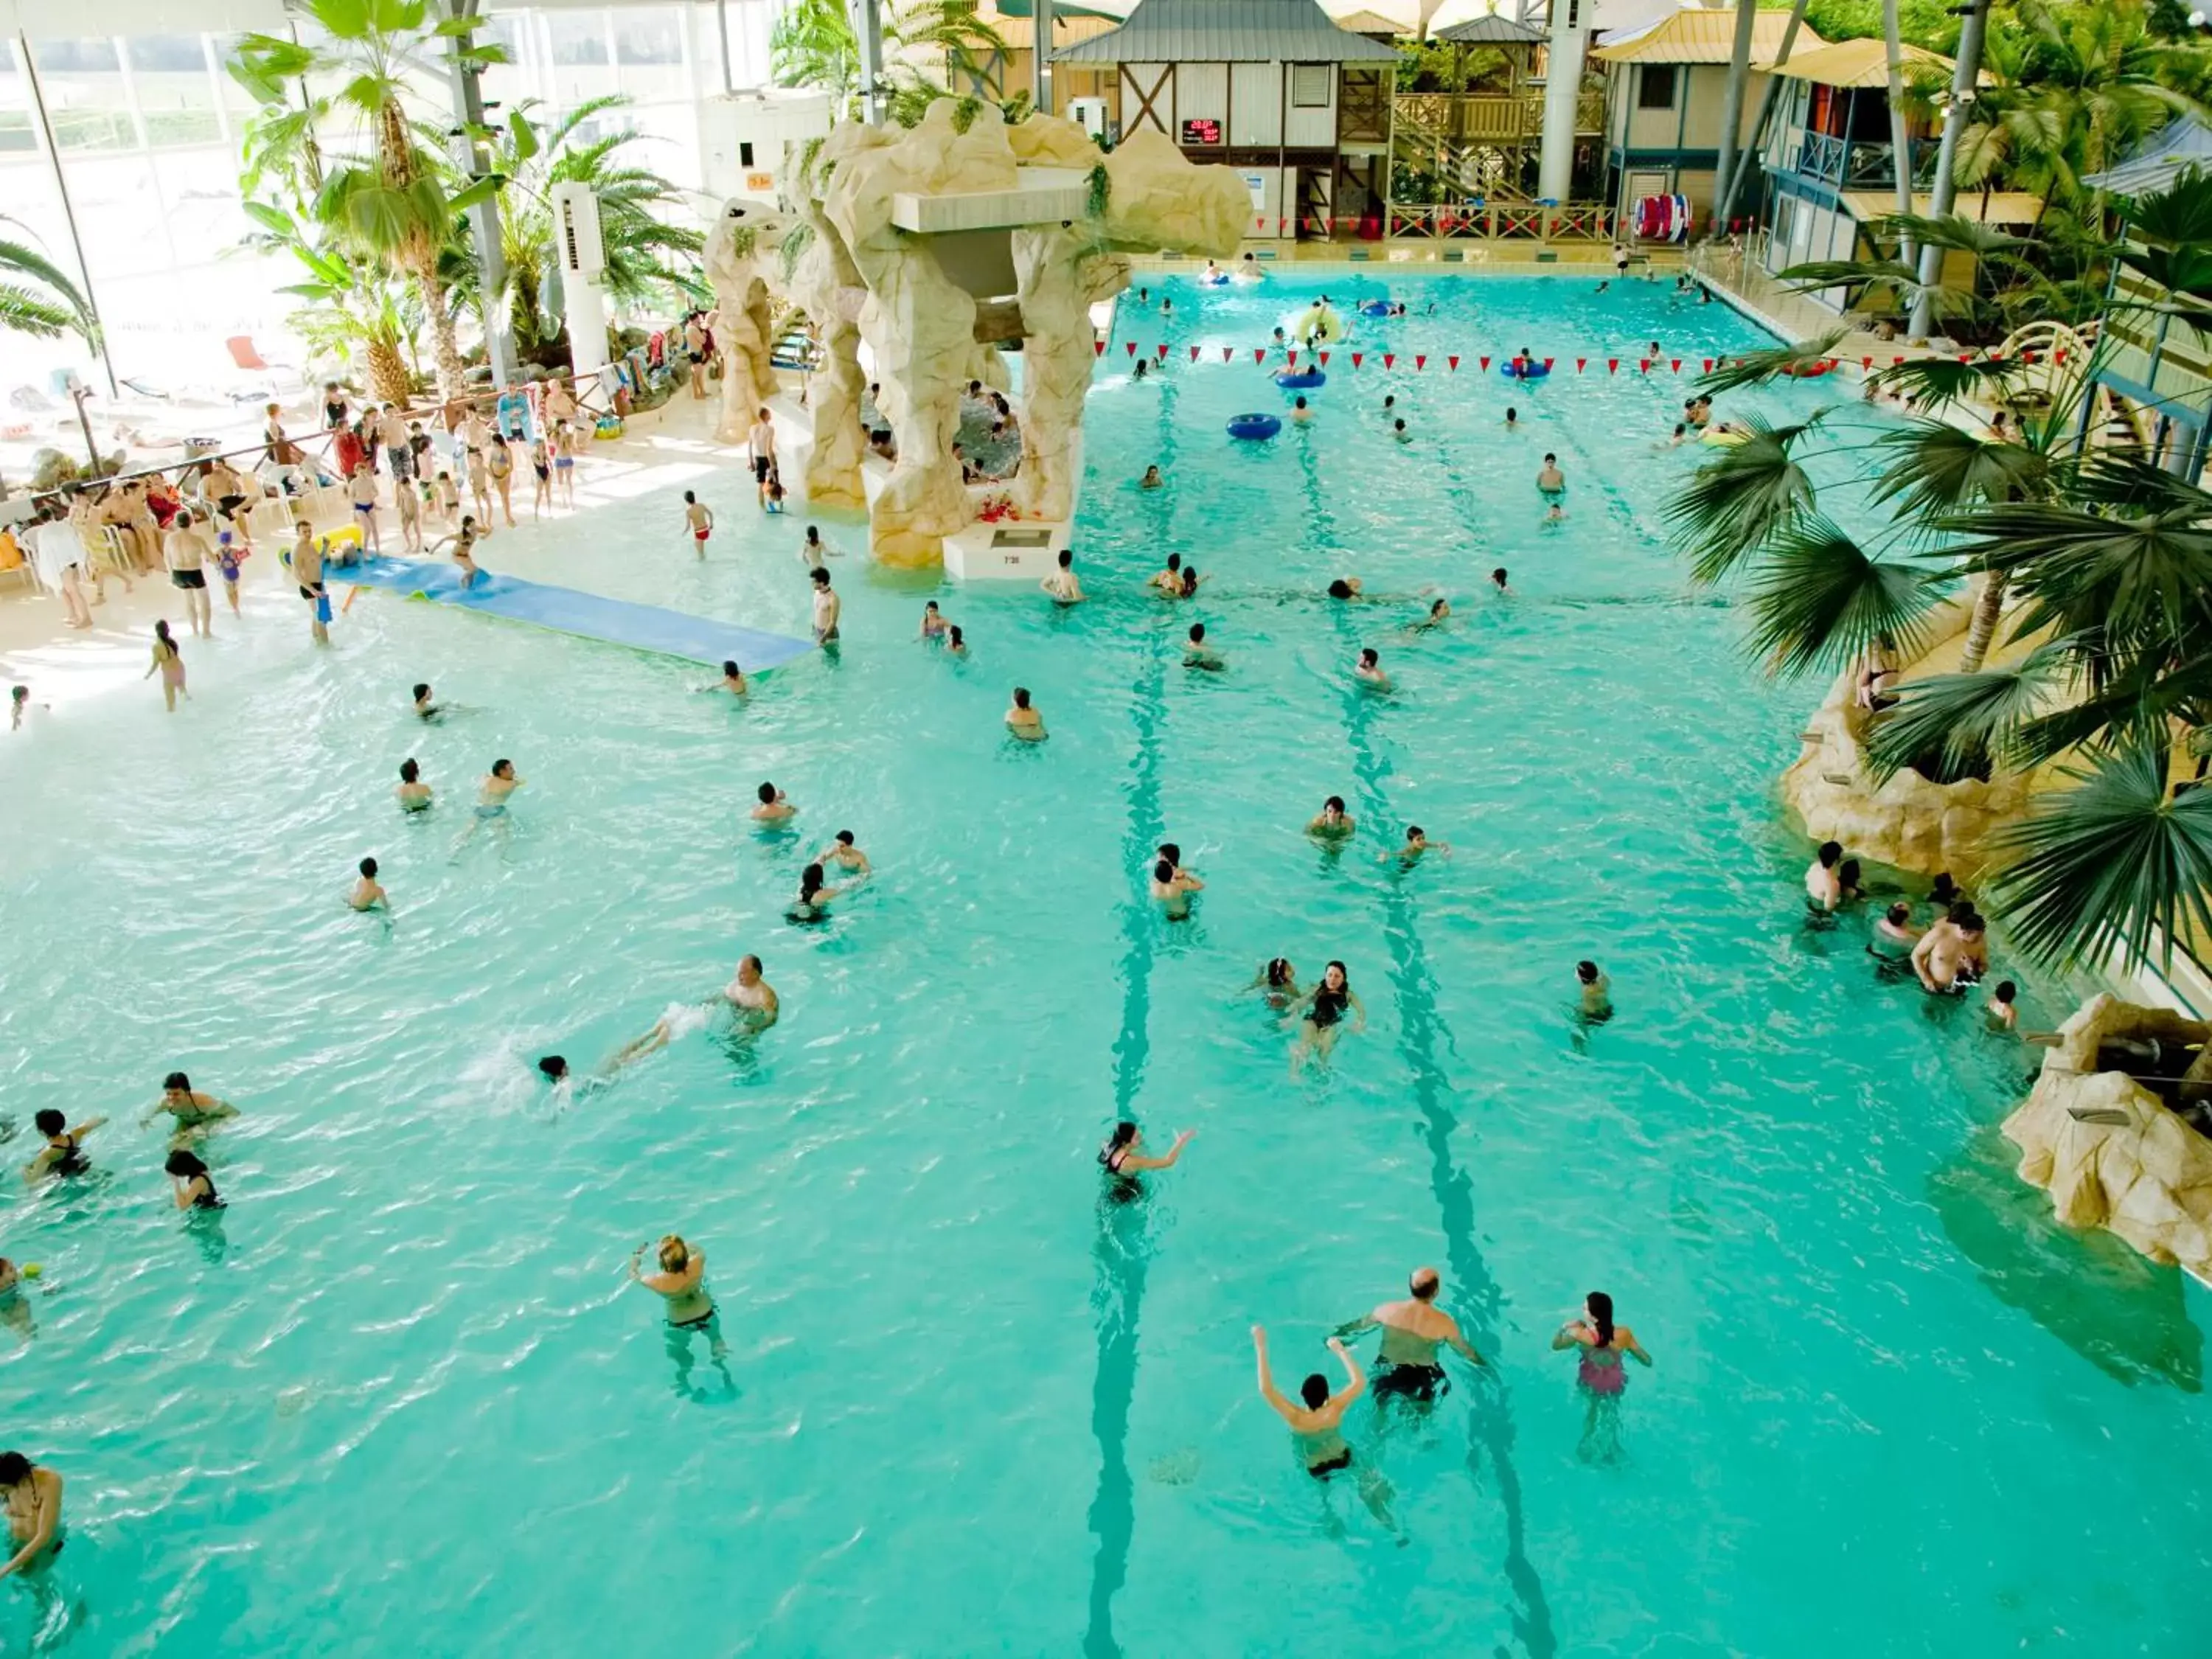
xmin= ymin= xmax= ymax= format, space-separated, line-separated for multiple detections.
xmin=1227 ymin=413 xmax=1282 ymax=441
xmin=1276 ymin=369 xmax=1326 ymax=390
xmin=1500 ymin=359 xmax=1552 ymax=379
xmin=1358 ymin=300 xmax=1391 ymax=318
xmin=1200 ymin=273 xmax=1228 ymax=286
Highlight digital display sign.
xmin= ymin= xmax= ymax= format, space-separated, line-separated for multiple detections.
xmin=1180 ymin=117 xmax=1222 ymax=145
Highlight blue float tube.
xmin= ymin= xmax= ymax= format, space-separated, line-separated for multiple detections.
xmin=1200 ymin=272 xmax=1228 ymax=286
xmin=1276 ymin=369 xmax=1326 ymax=390
xmin=1500 ymin=359 xmax=1552 ymax=379
xmin=1227 ymin=413 xmax=1282 ymax=441
xmin=1358 ymin=300 xmax=1391 ymax=318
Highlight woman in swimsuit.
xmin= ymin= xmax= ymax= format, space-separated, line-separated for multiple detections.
xmin=630 ymin=1234 xmax=733 ymax=1395
xmin=788 ymin=861 xmax=859 ymax=923
xmin=1287 ymin=960 xmax=1365 ymax=1074
xmin=1250 ymin=957 xmax=1301 ymax=1012
xmin=164 ymin=1150 xmax=224 ymax=1211
xmin=1552 ymin=1290 xmax=1652 ymax=1464
xmin=25 ymin=1109 xmax=104 ymax=1183
xmin=919 ymin=601 xmax=950 ymax=641
xmin=144 ymin=619 xmax=185 ymax=713
xmin=551 ymin=420 xmax=576 ymax=509
xmin=485 ymin=434 xmax=517 ymax=528
xmin=529 ymin=435 xmax=552 ymax=517
xmin=1097 ymin=1120 xmax=1194 ymax=1203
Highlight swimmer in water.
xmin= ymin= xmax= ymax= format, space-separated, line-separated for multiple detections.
xmin=1178 ymin=565 xmax=1206 ymax=599
xmin=1251 ymin=956 xmax=1301 ymax=1009
xmin=1006 ymin=686 xmax=1047 ymax=741
xmin=1382 ymin=824 xmax=1449 ymax=864
xmin=455 ymin=759 xmax=523 ymax=849
xmin=800 ymin=524 xmax=839 ymax=564
xmin=1307 ymin=795 xmax=1355 ymax=841
xmin=1287 ymin=960 xmax=1365 ymax=1073
xmin=1150 ymin=856 xmax=1203 ymax=919
xmin=629 ymin=1234 xmax=733 ymax=1396
xmin=1354 ymin=647 xmax=1391 ymax=689
xmin=751 ymin=782 xmax=796 ymax=823
xmin=1140 ymin=465 xmax=1164 ymax=490
xmin=810 ymin=567 xmax=841 ymax=646
xmin=818 ymin=830 xmax=871 ymax=874
xmin=395 ymin=757 xmax=433 ymax=811
xmin=1251 ymin=1326 xmax=1397 ymax=1529
xmin=26 ymin=1108 xmax=105 ymax=1183
xmin=1150 ymin=552 xmax=1185 ymax=595
xmin=1986 ymin=979 xmax=2019 ymax=1032
xmin=707 ymin=660 xmax=748 ymax=696
xmin=1290 ymin=395 xmax=1313 ymax=425
xmin=347 ymin=856 xmax=389 ymax=912
xmin=945 ymin=625 xmax=968 ymax=658
xmin=1552 ymin=1290 xmax=1652 ymax=1463
xmin=1155 ymin=841 xmax=1196 ymax=886
xmin=919 ymin=602 xmax=949 ymax=641
xmin=1504 ymin=406 xmax=1520 ymax=431
xmin=0 ymin=1451 xmax=66 ymax=1581
xmin=1868 ymin=901 xmax=1923 ymax=968
xmin=1537 ymin=453 xmax=1567 ymax=519
xmin=1327 ymin=577 xmax=1365 ymax=601
xmin=411 ymin=682 xmax=460 ymax=721
xmin=1097 ymin=1120 xmax=1194 ymax=1200
xmin=141 ymin=1071 xmax=237 ymax=1147
xmin=605 ymin=956 xmax=779 ymax=1071
xmin=682 ymin=490 xmax=714 ymax=556
xmin=1490 ymin=568 xmax=1511 ymax=594
xmin=1836 ymin=858 xmax=1863 ymax=905
xmin=1393 ymin=418 xmax=1411 ymax=444
xmin=788 ymin=860 xmax=858 ymax=922
xmin=1041 ymin=547 xmax=1085 ymax=605
xmin=1806 ymin=840 xmax=1844 ymax=911
xmin=1406 ymin=597 xmax=1451 ymax=633
xmin=1664 ymin=422 xmax=1689 ymax=449
xmin=1576 ymin=959 xmax=1612 ymax=1023
xmin=165 ymin=1149 xmax=223 ymax=1211
xmin=1333 ymin=1265 xmax=1486 ymax=1406
xmin=1183 ymin=622 xmax=1224 ymax=671
xmin=1913 ymin=902 xmax=1989 ymax=993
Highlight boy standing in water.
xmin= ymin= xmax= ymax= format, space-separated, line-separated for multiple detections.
xmin=684 ymin=491 xmax=714 ymax=557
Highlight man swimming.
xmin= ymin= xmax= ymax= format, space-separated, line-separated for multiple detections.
xmin=1041 ymin=548 xmax=1085 ymax=605
xmin=810 ymin=567 xmax=841 ymax=646
xmin=709 ymin=660 xmax=748 ymax=696
xmin=1537 ymin=453 xmax=1567 ymax=518
xmin=1354 ymin=647 xmax=1391 ymax=689
xmin=1576 ymin=959 xmax=1613 ymax=1022
xmin=1382 ymin=824 xmax=1448 ymax=864
xmin=473 ymin=759 xmax=524 ymax=822
xmin=1150 ymin=553 xmax=1185 ymax=595
xmin=751 ymin=782 xmax=796 ymax=823
xmin=1150 ymin=857 xmax=1203 ymax=919
xmin=348 ymin=857 xmax=388 ymax=911
xmin=682 ymin=490 xmax=714 ymax=557
xmin=818 ymin=830 xmax=871 ymax=874
xmin=395 ymin=758 xmax=433 ymax=811
xmin=1333 ymin=1266 xmax=1486 ymax=1405
xmin=1913 ymin=902 xmax=1989 ymax=993
xmin=1307 ymin=795 xmax=1355 ymax=841
xmin=1183 ymin=622 xmax=1223 ymax=671
xmin=411 ymin=682 xmax=444 ymax=720
xmin=1805 ymin=840 xmax=1844 ymax=911
xmin=1006 ymin=686 xmax=1047 ymax=741
xmin=141 ymin=1071 xmax=236 ymax=1147
xmin=1251 ymin=1325 xmax=1397 ymax=1531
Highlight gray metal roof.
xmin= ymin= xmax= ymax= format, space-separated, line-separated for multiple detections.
xmin=1054 ymin=0 xmax=1405 ymax=63
xmin=1436 ymin=11 xmax=1544 ymax=44
xmin=2082 ymin=114 xmax=2212 ymax=201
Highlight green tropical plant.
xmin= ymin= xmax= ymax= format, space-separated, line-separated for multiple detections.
xmin=232 ymin=0 xmax=507 ymax=398
xmin=0 ymin=216 xmax=97 ymax=347
xmin=770 ymin=0 xmax=1008 ymax=125
xmin=440 ymin=95 xmax=705 ymax=367
xmin=237 ymin=192 xmax=417 ymax=404
xmin=1666 ymin=163 xmax=2212 ymax=972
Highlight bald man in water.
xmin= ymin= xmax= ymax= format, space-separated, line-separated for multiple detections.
xmin=1333 ymin=1265 xmax=1486 ymax=1404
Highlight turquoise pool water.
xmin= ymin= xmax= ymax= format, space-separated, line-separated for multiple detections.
xmin=1 ymin=271 xmax=2205 ymax=1656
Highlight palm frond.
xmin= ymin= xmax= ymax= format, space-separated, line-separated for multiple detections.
xmin=1865 ymin=642 xmax=2070 ymax=782
xmin=1866 ymin=358 xmax=2031 ymax=415
xmin=1742 ymin=518 xmax=1945 ymax=679
xmin=1986 ymin=737 xmax=2212 ymax=970
xmin=1663 ymin=417 xmax=1825 ymax=583
xmin=1692 ymin=329 xmax=1849 ymax=396
xmin=1871 ymin=422 xmax=2050 ymax=518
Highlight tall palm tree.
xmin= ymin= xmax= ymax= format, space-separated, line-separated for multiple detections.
xmin=444 ymin=97 xmax=705 ymax=365
xmin=240 ymin=195 xmax=417 ymax=404
xmin=771 ymin=0 xmax=1007 ymax=122
xmin=0 ymin=217 xmax=96 ymax=347
xmin=233 ymin=0 xmax=506 ymax=398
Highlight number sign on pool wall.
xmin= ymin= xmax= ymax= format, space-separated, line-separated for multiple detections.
xmin=1181 ymin=117 xmax=1222 ymax=146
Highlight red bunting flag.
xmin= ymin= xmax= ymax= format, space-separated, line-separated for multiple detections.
xmin=1155 ymin=343 xmax=1168 ymax=359
xmin=1124 ymin=341 xmax=1135 ymax=356
xmin=1447 ymin=355 xmax=1459 ymax=371
xmin=1415 ymin=355 xmax=1427 ymax=369
xmin=2023 ymin=350 xmax=2038 ymax=365
xmin=1704 ymin=358 xmax=1715 ymax=372
xmin=1222 ymin=347 xmax=1232 ymax=362
xmin=1958 ymin=352 xmax=1971 ymax=364
xmin=1892 ymin=355 xmax=1905 ymax=366
xmin=1670 ymin=358 xmax=1681 ymax=373
xmin=1480 ymin=355 xmax=1492 ymax=371
xmin=1640 ymin=359 xmax=1652 ymax=373
xmin=1254 ymin=215 xmax=1265 ymax=231
xmin=1861 ymin=356 xmax=1873 ymax=369
xmin=1189 ymin=346 xmax=1200 ymax=362
xmin=1253 ymin=349 xmax=1266 ymax=364
xmin=1094 ymin=341 xmax=1105 ymax=356
xmin=1543 ymin=358 xmax=1554 ymax=372
xmin=1576 ymin=358 xmax=1587 ymax=372
xmin=1382 ymin=353 xmax=1395 ymax=369
xmin=1318 ymin=351 xmax=1329 ymax=366
xmin=1287 ymin=350 xmax=1298 ymax=368
xmin=1607 ymin=358 xmax=1618 ymax=373
xmin=1351 ymin=352 xmax=1363 ymax=369
xmin=2056 ymin=348 xmax=2069 ymax=364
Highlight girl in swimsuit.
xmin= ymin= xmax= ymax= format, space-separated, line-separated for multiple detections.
xmin=919 ymin=601 xmax=949 ymax=641
xmin=1287 ymin=960 xmax=1365 ymax=1074
xmin=1096 ymin=1120 xmax=1194 ymax=1203
xmin=529 ymin=436 xmax=552 ymax=517
xmin=1250 ymin=957 xmax=1301 ymax=1012
xmin=551 ymin=420 xmax=576 ymax=508
xmin=164 ymin=1150 xmax=224 ymax=1211
xmin=486 ymin=435 xmax=516 ymax=528
xmin=144 ymin=619 xmax=185 ymax=713
xmin=630 ymin=1234 xmax=733 ymax=1397
xmin=1552 ymin=1290 xmax=1652 ymax=1464
xmin=26 ymin=1109 xmax=104 ymax=1182
xmin=787 ymin=861 xmax=859 ymax=923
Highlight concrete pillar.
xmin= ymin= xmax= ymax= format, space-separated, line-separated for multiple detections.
xmin=1537 ymin=0 xmax=1587 ymax=204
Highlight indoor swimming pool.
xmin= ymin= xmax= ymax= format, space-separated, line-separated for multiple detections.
xmin=0 ymin=271 xmax=2202 ymax=1656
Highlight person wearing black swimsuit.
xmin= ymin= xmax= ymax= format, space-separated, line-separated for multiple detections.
xmin=24 ymin=1110 xmax=105 ymax=1183
xmin=164 ymin=1150 xmax=225 ymax=1211
xmin=1251 ymin=1326 xmax=1400 ymax=1534
xmin=1096 ymin=1120 xmax=1194 ymax=1203
xmin=1287 ymin=960 xmax=1366 ymax=1074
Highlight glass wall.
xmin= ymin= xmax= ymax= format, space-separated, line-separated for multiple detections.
xmin=0 ymin=2 xmax=776 ymax=394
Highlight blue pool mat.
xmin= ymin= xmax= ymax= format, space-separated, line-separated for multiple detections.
xmin=330 ymin=557 xmax=812 ymax=672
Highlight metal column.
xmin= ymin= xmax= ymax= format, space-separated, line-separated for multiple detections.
xmin=446 ymin=0 xmax=516 ymax=389
xmin=850 ymin=0 xmax=886 ymax=125
xmin=18 ymin=31 xmax=116 ymax=397
xmin=1032 ymin=0 xmax=1054 ymax=116
xmin=1537 ymin=0 xmax=1586 ymax=204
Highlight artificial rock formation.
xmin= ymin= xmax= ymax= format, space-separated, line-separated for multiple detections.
xmin=786 ymin=153 xmax=871 ymax=509
xmin=2006 ymin=995 xmax=2212 ymax=1281
xmin=704 ymin=201 xmax=787 ymax=447
xmin=1780 ymin=596 xmax=2031 ymax=878
xmin=815 ymin=106 xmax=1246 ymax=564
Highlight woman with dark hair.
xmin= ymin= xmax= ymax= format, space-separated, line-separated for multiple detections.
xmin=164 ymin=1150 xmax=224 ymax=1211
xmin=1096 ymin=1120 xmax=1194 ymax=1202
xmin=1251 ymin=957 xmax=1301 ymax=1011
xmin=788 ymin=860 xmax=861 ymax=923
xmin=144 ymin=620 xmax=184 ymax=712
xmin=1287 ymin=960 xmax=1365 ymax=1074
xmin=1553 ymin=1290 xmax=1653 ymax=1464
